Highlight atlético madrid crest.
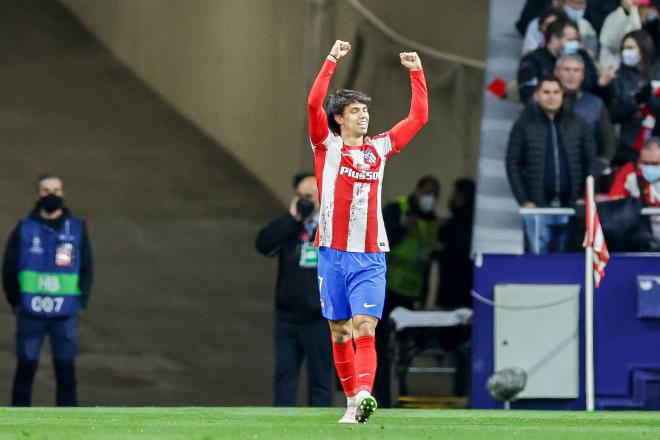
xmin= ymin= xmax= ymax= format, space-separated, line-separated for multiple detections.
xmin=343 ymin=145 xmax=381 ymax=171
xmin=363 ymin=149 xmax=377 ymax=164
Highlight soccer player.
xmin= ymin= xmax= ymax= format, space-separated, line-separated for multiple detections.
xmin=307 ymin=40 xmax=428 ymax=423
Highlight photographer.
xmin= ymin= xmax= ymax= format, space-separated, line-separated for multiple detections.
xmin=255 ymin=172 xmax=332 ymax=407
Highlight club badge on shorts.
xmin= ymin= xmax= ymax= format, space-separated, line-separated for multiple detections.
xmin=55 ymin=243 xmax=74 ymax=267
xmin=299 ymin=242 xmax=319 ymax=268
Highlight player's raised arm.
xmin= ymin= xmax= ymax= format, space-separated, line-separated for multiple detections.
xmin=388 ymin=52 xmax=429 ymax=155
xmin=307 ymin=40 xmax=351 ymax=146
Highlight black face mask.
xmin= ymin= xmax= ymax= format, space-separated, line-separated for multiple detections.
xmin=296 ymin=197 xmax=315 ymax=219
xmin=37 ymin=194 xmax=64 ymax=213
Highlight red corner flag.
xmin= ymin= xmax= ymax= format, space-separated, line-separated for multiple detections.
xmin=582 ymin=177 xmax=609 ymax=287
xmin=486 ymin=77 xmax=507 ymax=99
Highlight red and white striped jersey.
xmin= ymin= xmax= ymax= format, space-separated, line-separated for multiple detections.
xmin=308 ymin=59 xmax=428 ymax=252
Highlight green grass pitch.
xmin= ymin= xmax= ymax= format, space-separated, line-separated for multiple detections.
xmin=0 ymin=407 xmax=658 ymax=439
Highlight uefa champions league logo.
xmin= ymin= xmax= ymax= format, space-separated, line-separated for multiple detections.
xmin=29 ymin=236 xmax=44 ymax=254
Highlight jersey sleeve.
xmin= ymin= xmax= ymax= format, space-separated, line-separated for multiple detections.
xmin=386 ymin=69 xmax=429 ymax=157
xmin=307 ymin=59 xmax=336 ymax=149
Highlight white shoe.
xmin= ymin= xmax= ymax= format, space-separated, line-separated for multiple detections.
xmin=355 ymin=391 xmax=377 ymax=423
xmin=337 ymin=406 xmax=358 ymax=424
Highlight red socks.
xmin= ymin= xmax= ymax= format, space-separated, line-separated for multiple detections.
xmin=354 ymin=336 xmax=377 ymax=393
xmin=332 ymin=339 xmax=357 ymax=397
xmin=332 ymin=336 xmax=378 ymax=396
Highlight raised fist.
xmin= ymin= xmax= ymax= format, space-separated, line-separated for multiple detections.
xmin=400 ymin=52 xmax=422 ymax=71
xmin=329 ymin=40 xmax=351 ymax=60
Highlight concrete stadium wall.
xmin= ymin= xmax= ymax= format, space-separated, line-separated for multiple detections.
xmin=59 ymin=0 xmax=488 ymax=210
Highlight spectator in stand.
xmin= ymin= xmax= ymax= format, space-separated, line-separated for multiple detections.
xmin=609 ymin=136 xmax=660 ymax=239
xmin=517 ymin=0 xmax=557 ymax=37
xmin=506 ymin=76 xmax=596 ymax=253
xmin=518 ymin=19 xmax=601 ymax=104
xmin=609 ymin=30 xmax=660 ymax=165
xmin=641 ymin=1 xmax=660 ymax=61
xmin=255 ymin=172 xmax=332 ymax=407
xmin=600 ymin=0 xmax=643 ymax=71
xmin=562 ymin=0 xmax=600 ymax=56
xmin=516 ymin=0 xmax=606 ymax=51
xmin=555 ymin=55 xmax=617 ymax=174
xmin=523 ymin=7 xmax=568 ymax=55
xmin=586 ymin=0 xmax=626 ymax=33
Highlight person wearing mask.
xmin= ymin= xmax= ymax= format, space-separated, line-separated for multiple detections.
xmin=518 ymin=19 xmax=601 ymax=104
xmin=640 ymin=1 xmax=660 ymax=62
xmin=599 ymin=0 xmax=643 ymax=71
xmin=555 ymin=54 xmax=617 ymax=174
xmin=563 ymin=0 xmax=600 ymax=56
xmin=516 ymin=0 xmax=609 ymax=43
xmin=507 ymin=76 xmax=596 ymax=253
xmin=609 ymin=136 xmax=660 ymax=240
xmin=522 ymin=7 xmax=568 ymax=55
xmin=610 ymin=30 xmax=660 ymax=165
xmin=436 ymin=179 xmax=476 ymax=311
xmin=435 ymin=178 xmax=475 ymax=398
xmin=255 ymin=172 xmax=332 ymax=407
xmin=376 ymin=176 xmax=441 ymax=408
xmin=2 ymin=174 xmax=93 ymax=406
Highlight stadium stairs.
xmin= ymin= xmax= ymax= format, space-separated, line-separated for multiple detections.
xmin=472 ymin=0 xmax=528 ymax=255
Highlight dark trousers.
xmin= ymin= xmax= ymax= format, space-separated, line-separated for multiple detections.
xmin=274 ymin=316 xmax=332 ymax=407
xmin=373 ymin=292 xmax=415 ymax=408
xmin=12 ymin=313 xmax=78 ymax=406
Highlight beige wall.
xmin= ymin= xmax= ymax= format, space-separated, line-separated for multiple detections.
xmin=60 ymin=0 xmax=488 ymax=211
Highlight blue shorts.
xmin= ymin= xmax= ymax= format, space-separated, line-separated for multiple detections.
xmin=317 ymin=247 xmax=386 ymax=320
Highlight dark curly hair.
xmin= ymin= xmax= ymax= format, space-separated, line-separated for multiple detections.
xmin=326 ymin=89 xmax=371 ymax=135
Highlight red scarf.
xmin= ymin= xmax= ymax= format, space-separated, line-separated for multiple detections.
xmin=633 ymin=105 xmax=656 ymax=152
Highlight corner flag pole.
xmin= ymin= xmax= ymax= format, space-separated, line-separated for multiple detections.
xmin=584 ymin=176 xmax=595 ymax=411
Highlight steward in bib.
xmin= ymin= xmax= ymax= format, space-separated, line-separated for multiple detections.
xmin=2 ymin=174 xmax=93 ymax=406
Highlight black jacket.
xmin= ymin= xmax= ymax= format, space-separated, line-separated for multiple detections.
xmin=2 ymin=207 xmax=94 ymax=309
xmin=437 ymin=205 xmax=474 ymax=310
xmin=506 ymin=105 xmax=596 ymax=207
xmin=610 ymin=65 xmax=660 ymax=165
xmin=255 ymin=214 xmax=322 ymax=324
xmin=515 ymin=0 xmax=549 ymax=37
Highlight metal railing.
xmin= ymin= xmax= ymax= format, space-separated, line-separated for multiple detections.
xmin=518 ymin=206 xmax=660 ymax=254
xmin=519 ymin=207 xmax=660 ymax=216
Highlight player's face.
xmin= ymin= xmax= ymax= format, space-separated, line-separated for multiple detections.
xmin=337 ymin=102 xmax=369 ymax=137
